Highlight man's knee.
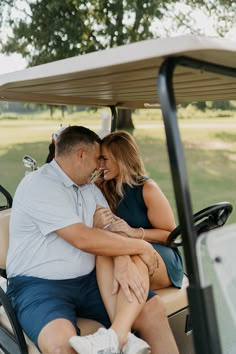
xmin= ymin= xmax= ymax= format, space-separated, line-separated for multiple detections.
xmin=40 ymin=343 xmax=71 ymax=354
xmin=38 ymin=319 xmax=76 ymax=354
xmin=39 ymin=337 xmax=75 ymax=354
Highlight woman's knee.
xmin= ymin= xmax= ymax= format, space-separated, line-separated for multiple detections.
xmin=146 ymin=295 xmax=166 ymax=318
xmin=134 ymin=295 xmax=167 ymax=330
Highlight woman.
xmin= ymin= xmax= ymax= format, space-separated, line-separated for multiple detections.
xmin=94 ymin=131 xmax=182 ymax=353
xmin=96 ymin=130 xmax=183 ymax=291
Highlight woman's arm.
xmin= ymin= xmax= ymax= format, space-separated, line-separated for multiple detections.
xmin=142 ymin=180 xmax=176 ymax=244
xmin=107 ymin=180 xmax=176 ymax=244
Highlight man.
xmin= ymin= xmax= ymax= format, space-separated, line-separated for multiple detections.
xmin=6 ymin=126 xmax=179 ymax=354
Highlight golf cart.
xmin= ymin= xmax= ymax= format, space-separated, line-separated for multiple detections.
xmin=0 ymin=34 xmax=236 ymax=354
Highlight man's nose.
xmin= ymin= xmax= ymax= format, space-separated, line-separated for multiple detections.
xmin=99 ymin=159 xmax=104 ymax=167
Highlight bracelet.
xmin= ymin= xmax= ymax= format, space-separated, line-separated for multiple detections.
xmin=103 ymin=223 xmax=111 ymax=230
xmin=139 ymin=227 xmax=145 ymax=240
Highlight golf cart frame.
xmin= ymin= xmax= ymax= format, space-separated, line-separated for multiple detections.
xmin=158 ymin=56 xmax=236 ymax=354
xmin=0 ymin=35 xmax=236 ymax=354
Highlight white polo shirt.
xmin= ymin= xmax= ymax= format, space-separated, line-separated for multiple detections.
xmin=6 ymin=159 xmax=108 ymax=280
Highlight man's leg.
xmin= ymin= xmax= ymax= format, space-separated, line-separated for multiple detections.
xmin=38 ymin=319 xmax=77 ymax=354
xmin=133 ymin=295 xmax=180 ymax=354
xmin=7 ymin=276 xmax=81 ymax=354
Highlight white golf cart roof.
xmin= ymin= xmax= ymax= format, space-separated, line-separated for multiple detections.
xmin=0 ymin=34 xmax=236 ymax=108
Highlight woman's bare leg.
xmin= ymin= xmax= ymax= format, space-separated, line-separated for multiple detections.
xmin=149 ymin=253 xmax=171 ymax=290
xmin=96 ymin=256 xmax=116 ymax=320
xmin=96 ymin=255 xmax=149 ymax=349
xmin=133 ymin=296 xmax=179 ymax=354
xmin=96 ymin=255 xmax=179 ymax=353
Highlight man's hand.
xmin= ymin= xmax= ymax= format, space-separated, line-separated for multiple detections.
xmin=93 ymin=205 xmax=114 ymax=229
xmin=113 ymin=256 xmax=146 ymax=303
xmin=139 ymin=242 xmax=159 ymax=276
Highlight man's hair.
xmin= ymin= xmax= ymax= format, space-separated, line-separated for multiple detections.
xmin=55 ymin=126 xmax=101 ymax=156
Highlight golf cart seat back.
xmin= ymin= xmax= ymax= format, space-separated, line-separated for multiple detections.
xmin=0 ymin=209 xmax=10 ymax=270
xmin=0 ymin=208 xmax=189 ymax=354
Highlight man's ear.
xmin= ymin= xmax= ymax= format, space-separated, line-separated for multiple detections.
xmin=77 ymin=148 xmax=85 ymax=159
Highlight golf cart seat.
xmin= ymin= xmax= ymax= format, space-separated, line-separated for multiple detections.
xmin=0 ymin=207 xmax=190 ymax=354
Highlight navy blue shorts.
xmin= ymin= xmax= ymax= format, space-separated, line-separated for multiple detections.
xmin=7 ymin=268 xmax=156 ymax=348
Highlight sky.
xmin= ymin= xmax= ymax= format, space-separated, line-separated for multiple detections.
xmin=0 ymin=53 xmax=27 ymax=75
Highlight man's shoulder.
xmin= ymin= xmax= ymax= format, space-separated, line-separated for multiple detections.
xmin=15 ymin=164 xmax=62 ymax=201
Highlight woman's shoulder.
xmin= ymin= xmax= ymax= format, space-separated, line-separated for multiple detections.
xmin=143 ymin=178 xmax=161 ymax=194
xmin=143 ymin=178 xmax=156 ymax=186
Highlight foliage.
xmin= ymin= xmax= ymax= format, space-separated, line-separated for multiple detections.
xmin=0 ymin=101 xmax=47 ymax=113
xmin=162 ymin=0 xmax=236 ymax=37
xmin=0 ymin=0 xmax=176 ymax=65
xmin=1 ymin=0 xmax=235 ymax=66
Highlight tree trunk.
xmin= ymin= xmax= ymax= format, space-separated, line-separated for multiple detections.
xmin=117 ymin=109 xmax=134 ymax=130
xmin=49 ymin=105 xmax=53 ymax=118
xmin=61 ymin=105 xmax=65 ymax=118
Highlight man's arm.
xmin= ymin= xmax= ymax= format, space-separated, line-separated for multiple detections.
xmin=56 ymin=222 xmax=158 ymax=275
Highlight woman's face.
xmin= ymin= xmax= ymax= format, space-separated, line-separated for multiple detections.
xmin=100 ymin=145 xmax=120 ymax=180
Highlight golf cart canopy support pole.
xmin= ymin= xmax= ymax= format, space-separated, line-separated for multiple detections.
xmin=157 ymin=56 xmax=236 ymax=354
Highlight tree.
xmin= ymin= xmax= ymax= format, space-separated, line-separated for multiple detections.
xmin=0 ymin=0 xmax=235 ymax=128
xmin=0 ymin=0 xmax=173 ymax=128
xmin=160 ymin=0 xmax=236 ymax=38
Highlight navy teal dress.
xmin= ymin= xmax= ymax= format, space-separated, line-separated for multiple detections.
xmin=116 ymin=182 xmax=184 ymax=288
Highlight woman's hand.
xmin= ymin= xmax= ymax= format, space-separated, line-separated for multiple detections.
xmin=93 ymin=205 xmax=114 ymax=229
xmin=108 ymin=218 xmax=142 ymax=239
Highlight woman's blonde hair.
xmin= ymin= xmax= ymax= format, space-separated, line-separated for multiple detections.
xmin=97 ymin=131 xmax=146 ymax=211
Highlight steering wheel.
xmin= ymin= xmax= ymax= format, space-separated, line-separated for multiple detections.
xmin=166 ymin=201 xmax=233 ymax=248
xmin=0 ymin=185 xmax=13 ymax=211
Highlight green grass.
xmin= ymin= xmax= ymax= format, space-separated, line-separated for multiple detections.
xmin=1 ymin=110 xmax=236 ymax=226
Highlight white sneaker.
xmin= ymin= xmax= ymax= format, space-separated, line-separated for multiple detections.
xmin=122 ymin=333 xmax=151 ymax=354
xmin=69 ymin=327 xmax=120 ymax=354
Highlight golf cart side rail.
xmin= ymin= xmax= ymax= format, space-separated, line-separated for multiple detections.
xmin=158 ymin=55 xmax=236 ymax=354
